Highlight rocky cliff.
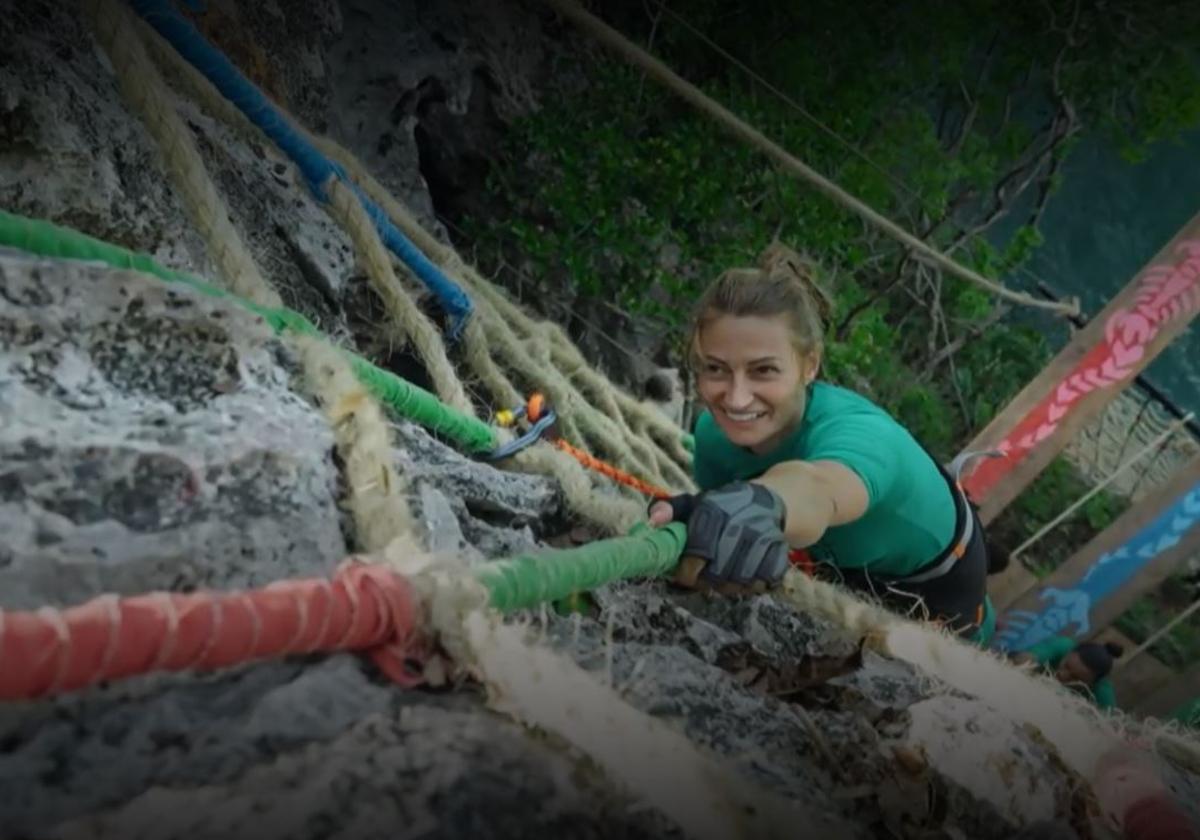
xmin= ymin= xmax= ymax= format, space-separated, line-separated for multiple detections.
xmin=1 ymin=2 xmax=1197 ymax=839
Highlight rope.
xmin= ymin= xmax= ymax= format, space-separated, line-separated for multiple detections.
xmin=126 ymin=0 xmax=474 ymax=336
xmin=325 ymin=178 xmax=477 ymax=416
xmin=777 ymin=568 xmax=1124 ymax=780
xmin=552 ymin=438 xmax=672 ymax=499
xmin=65 ymin=0 xmax=422 ymax=559
xmin=540 ymin=0 xmax=1081 ymax=320
xmin=424 ymin=587 xmax=844 ymax=839
xmin=130 ymin=17 xmax=695 ymax=516
xmin=1008 ymin=412 xmax=1194 ymax=566
xmin=299 ymin=131 xmax=697 ymax=472
xmin=644 ymin=1 xmax=1098 ymax=314
xmin=1117 ymin=596 xmax=1200 ymax=673
xmin=0 ymin=212 xmax=650 ymax=532
xmin=492 ymin=395 xmax=673 ymax=498
xmin=0 ymin=560 xmax=428 ymax=700
xmin=0 ymin=523 xmax=686 ymax=701
xmin=0 ymin=210 xmax=499 ymax=455
xmin=478 ymin=522 xmax=684 ymax=610
xmin=84 ymin=0 xmax=281 ymax=311
xmin=296 ymin=336 xmax=417 ymax=553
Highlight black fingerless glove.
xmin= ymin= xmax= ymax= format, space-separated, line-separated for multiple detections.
xmin=683 ymin=482 xmax=790 ymax=586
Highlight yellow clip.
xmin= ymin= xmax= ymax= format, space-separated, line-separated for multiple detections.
xmin=495 ymin=409 xmax=516 ymax=427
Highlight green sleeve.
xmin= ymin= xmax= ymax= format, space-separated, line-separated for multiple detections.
xmin=802 ymin=412 xmax=903 ymax=509
xmin=1092 ymin=677 xmax=1116 ymax=710
xmin=1024 ymin=635 xmax=1077 ymax=667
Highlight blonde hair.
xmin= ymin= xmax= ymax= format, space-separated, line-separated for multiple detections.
xmin=689 ymin=242 xmax=832 ymax=364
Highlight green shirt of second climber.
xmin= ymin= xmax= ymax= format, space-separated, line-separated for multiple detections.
xmin=692 ymin=380 xmax=958 ymax=577
xmin=1023 ymin=635 xmax=1119 ymax=709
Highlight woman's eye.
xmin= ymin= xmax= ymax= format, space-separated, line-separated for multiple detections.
xmin=754 ymin=366 xmax=779 ymax=375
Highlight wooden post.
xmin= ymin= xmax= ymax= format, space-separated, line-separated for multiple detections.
xmin=959 ymin=212 xmax=1200 ymax=525
xmin=1097 ymin=627 xmax=1175 ymax=706
xmin=991 ymin=455 xmax=1200 ymax=653
xmin=1136 ymin=660 xmax=1200 ymax=719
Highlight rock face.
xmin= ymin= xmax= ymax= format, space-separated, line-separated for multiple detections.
xmin=0 ymin=253 xmax=1097 ymax=840
xmin=1 ymin=2 xmax=1196 ymax=839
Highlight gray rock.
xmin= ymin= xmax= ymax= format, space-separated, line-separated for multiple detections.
xmin=46 ymin=703 xmax=674 ymax=840
xmin=0 ymin=254 xmax=348 ymax=608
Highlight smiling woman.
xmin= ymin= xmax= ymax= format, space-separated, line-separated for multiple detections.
xmin=649 ymin=243 xmax=999 ymax=644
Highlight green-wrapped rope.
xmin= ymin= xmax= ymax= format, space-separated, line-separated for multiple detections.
xmin=478 ymin=522 xmax=686 ymax=612
xmin=0 ymin=209 xmax=498 ymax=454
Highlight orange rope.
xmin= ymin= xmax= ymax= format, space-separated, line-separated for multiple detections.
xmin=552 ymin=438 xmax=672 ymax=499
xmin=502 ymin=391 xmax=675 ymax=499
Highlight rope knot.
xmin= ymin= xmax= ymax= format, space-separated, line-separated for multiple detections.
xmin=334 ymin=559 xmax=432 ymax=688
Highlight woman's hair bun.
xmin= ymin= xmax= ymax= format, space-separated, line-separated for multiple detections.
xmin=757 ymin=240 xmax=833 ymax=325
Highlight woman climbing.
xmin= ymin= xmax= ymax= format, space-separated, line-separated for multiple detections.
xmin=648 ymin=242 xmax=997 ymax=644
xmin=1010 ymin=637 xmax=1123 ymax=709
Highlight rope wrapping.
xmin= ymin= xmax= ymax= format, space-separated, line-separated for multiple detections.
xmin=479 ymin=522 xmax=684 ymax=611
xmin=127 ymin=0 xmax=474 ymax=335
xmin=0 ymin=523 xmax=689 ymax=701
xmin=0 ymin=561 xmax=427 ymax=701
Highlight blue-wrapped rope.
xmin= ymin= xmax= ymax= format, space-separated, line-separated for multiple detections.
xmin=127 ymin=0 xmax=474 ymax=338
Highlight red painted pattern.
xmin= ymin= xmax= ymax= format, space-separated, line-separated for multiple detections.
xmin=964 ymin=240 xmax=1200 ymax=501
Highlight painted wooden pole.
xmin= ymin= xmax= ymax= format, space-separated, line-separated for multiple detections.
xmin=991 ymin=454 xmax=1200 ymax=653
xmin=959 ymin=212 xmax=1200 ymax=525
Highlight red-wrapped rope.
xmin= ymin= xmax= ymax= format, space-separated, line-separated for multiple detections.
xmin=0 ymin=559 xmax=428 ymax=700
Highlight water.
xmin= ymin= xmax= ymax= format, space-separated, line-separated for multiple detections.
xmin=992 ymin=126 xmax=1200 ymax=417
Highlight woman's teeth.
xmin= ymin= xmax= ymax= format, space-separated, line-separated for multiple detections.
xmin=725 ymin=409 xmax=765 ymax=421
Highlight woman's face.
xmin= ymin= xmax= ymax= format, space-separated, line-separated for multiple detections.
xmin=1055 ymin=652 xmax=1096 ymax=687
xmin=694 ymin=314 xmax=818 ymax=453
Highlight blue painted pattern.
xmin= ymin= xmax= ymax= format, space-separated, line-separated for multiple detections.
xmin=994 ymin=481 xmax=1200 ymax=652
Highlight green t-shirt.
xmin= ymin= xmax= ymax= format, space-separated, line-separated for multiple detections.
xmin=1025 ymin=635 xmax=1116 ymax=709
xmin=692 ymin=381 xmax=956 ymax=577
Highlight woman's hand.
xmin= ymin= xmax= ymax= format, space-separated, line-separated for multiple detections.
xmin=649 ymin=483 xmax=789 ymax=595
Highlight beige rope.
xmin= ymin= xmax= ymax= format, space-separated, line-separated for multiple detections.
xmin=386 ymin=551 xmax=849 ymax=840
xmin=133 ymin=6 xmax=478 ymax=421
xmin=777 ymin=569 xmax=1123 ymax=779
xmin=85 ymin=0 xmax=282 ymax=311
xmin=1010 ymin=411 xmax=1195 ymax=565
xmin=93 ymin=4 xmax=421 ymax=556
xmin=539 ymin=0 xmax=1080 ymax=320
xmin=512 ymin=443 xmax=643 ymax=533
xmin=325 ymin=179 xmax=477 ymax=417
xmin=304 ymin=131 xmax=693 ymax=479
xmin=137 ymin=24 xmax=691 ymax=505
xmin=294 ymin=336 xmax=418 ymax=553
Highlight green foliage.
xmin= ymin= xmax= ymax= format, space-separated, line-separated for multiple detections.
xmin=1116 ymin=591 xmax=1200 ymax=670
xmin=463 ymin=0 xmax=1199 ymax=536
